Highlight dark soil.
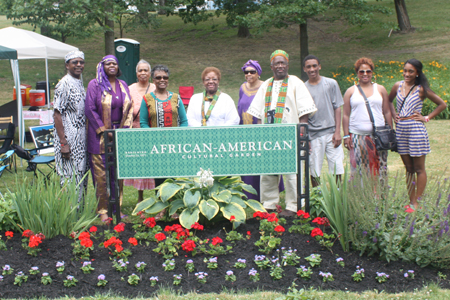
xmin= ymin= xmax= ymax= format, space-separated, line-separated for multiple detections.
xmin=1 ymin=218 xmax=449 ymax=299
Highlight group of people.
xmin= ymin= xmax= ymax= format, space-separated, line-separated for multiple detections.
xmin=54 ymin=49 xmax=446 ymax=221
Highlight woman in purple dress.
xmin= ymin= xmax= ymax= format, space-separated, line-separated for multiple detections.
xmin=85 ymin=55 xmax=133 ymax=221
xmin=238 ymin=60 xmax=284 ymax=202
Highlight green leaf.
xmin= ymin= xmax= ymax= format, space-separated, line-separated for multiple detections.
xmin=220 ymin=203 xmax=246 ymax=223
xmin=230 ymin=195 xmax=247 ymax=209
xmin=157 ymin=182 xmax=183 ymax=202
xmin=245 ymin=199 xmax=266 ymax=212
xmin=241 ymin=183 xmax=258 ymax=195
xmin=169 ymin=199 xmax=185 ymax=216
xmin=179 ymin=208 xmax=200 ymax=229
xmin=199 ymin=199 xmax=219 ymax=220
xmin=218 ymin=176 xmax=240 ymax=185
xmin=183 ymin=189 xmax=201 ymax=209
xmin=213 ymin=190 xmax=232 ymax=203
xmin=144 ymin=201 xmax=169 ymax=214
xmin=132 ymin=196 xmax=156 ymax=215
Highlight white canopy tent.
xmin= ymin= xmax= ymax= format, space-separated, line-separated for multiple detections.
xmin=0 ymin=27 xmax=78 ymax=147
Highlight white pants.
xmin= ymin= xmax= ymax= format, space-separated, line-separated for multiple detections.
xmin=310 ymin=133 xmax=344 ymax=178
xmin=260 ymin=174 xmax=298 ymax=212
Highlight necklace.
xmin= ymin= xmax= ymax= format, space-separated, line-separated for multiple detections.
xmin=402 ymin=82 xmax=416 ymax=98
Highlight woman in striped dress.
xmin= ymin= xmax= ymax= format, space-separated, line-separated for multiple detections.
xmin=388 ymin=59 xmax=447 ymax=209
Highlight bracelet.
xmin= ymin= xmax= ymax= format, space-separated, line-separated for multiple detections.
xmin=424 ymin=116 xmax=430 ymax=123
xmin=343 ymin=135 xmax=350 ymax=139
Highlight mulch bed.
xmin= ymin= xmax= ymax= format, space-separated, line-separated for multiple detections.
xmin=1 ymin=218 xmax=449 ymax=299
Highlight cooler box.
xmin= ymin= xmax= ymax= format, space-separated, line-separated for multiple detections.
xmin=29 ymin=90 xmax=46 ymax=106
xmin=13 ymin=85 xmax=32 ymax=105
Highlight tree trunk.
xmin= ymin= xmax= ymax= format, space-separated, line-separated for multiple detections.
xmin=159 ymin=0 xmax=166 ymax=15
xmin=299 ymin=22 xmax=309 ymax=82
xmin=237 ymin=24 xmax=250 ymax=38
xmin=105 ymin=1 xmax=115 ymax=55
xmin=394 ymin=0 xmax=412 ymax=31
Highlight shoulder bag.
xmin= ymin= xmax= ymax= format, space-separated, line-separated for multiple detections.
xmin=357 ymin=85 xmax=397 ymax=151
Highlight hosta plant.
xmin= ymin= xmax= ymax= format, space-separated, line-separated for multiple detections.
xmin=132 ymin=168 xmax=265 ymax=229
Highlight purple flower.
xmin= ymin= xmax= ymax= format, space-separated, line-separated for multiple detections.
xmin=226 ymin=270 xmax=234 ymax=276
xmin=150 ymin=276 xmax=158 ymax=281
xmin=373 ymin=237 xmax=377 ymax=243
xmin=375 ymin=207 xmax=379 ymax=213
xmin=409 ymin=225 xmax=414 ymax=237
xmin=82 ymin=261 xmax=91 ymax=267
xmin=0 ymin=275 xmax=3 ymax=282
xmin=393 ymin=213 xmax=397 ymax=220
xmin=98 ymin=274 xmax=105 ymax=280
xmin=248 ymin=268 xmax=258 ymax=276
xmin=375 ymin=223 xmax=380 ymax=229
xmin=3 ymin=265 xmax=10 ymax=271
xmin=363 ymin=231 xmax=367 ymax=236
xmin=237 ymin=258 xmax=246 ymax=263
xmin=336 ymin=257 xmax=344 ymax=262
xmin=56 ymin=261 xmax=65 ymax=268
xmin=42 ymin=272 xmax=49 ymax=277
xmin=67 ymin=275 xmax=74 ymax=280
xmin=31 ymin=266 xmax=39 ymax=271
xmin=187 ymin=259 xmax=193 ymax=264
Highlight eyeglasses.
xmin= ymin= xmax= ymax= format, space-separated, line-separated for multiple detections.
xmin=272 ymin=62 xmax=288 ymax=67
xmin=244 ymin=70 xmax=257 ymax=75
xmin=70 ymin=60 xmax=85 ymax=65
xmin=204 ymin=78 xmax=218 ymax=82
xmin=358 ymin=70 xmax=373 ymax=75
xmin=154 ymin=76 xmax=169 ymax=80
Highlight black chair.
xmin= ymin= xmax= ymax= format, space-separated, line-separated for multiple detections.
xmin=0 ymin=122 xmax=15 ymax=155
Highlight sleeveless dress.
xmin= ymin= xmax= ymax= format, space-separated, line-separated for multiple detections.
xmin=396 ymin=82 xmax=430 ymax=157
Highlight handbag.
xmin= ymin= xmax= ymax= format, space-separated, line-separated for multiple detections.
xmin=357 ymin=85 xmax=397 ymax=151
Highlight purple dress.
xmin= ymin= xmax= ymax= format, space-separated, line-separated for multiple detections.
xmin=238 ymin=83 xmax=284 ymax=202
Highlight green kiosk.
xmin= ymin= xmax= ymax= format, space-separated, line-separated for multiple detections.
xmin=114 ymin=38 xmax=140 ymax=86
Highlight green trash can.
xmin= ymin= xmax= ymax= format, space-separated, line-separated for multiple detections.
xmin=114 ymin=38 xmax=140 ymax=86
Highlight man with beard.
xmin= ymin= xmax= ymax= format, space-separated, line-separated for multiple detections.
xmin=247 ymin=50 xmax=317 ymax=217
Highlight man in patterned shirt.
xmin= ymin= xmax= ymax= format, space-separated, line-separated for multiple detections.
xmin=53 ymin=50 xmax=89 ymax=200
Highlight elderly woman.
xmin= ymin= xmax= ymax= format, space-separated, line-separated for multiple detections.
xmin=186 ymin=67 xmax=240 ymax=126
xmin=342 ymin=57 xmax=392 ymax=178
xmin=388 ymin=59 xmax=447 ymax=209
xmin=85 ymin=55 xmax=133 ymax=221
xmin=124 ymin=59 xmax=156 ymax=202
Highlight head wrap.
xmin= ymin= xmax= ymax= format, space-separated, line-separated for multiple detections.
xmin=241 ymin=60 xmax=262 ymax=76
xmin=65 ymin=50 xmax=84 ymax=63
xmin=96 ymin=55 xmax=119 ymax=94
xmin=270 ymin=50 xmax=289 ymax=62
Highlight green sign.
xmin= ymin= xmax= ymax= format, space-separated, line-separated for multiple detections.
xmin=115 ymin=124 xmax=298 ymax=179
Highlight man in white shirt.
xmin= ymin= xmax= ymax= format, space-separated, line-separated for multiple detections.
xmin=247 ymin=50 xmax=317 ymax=217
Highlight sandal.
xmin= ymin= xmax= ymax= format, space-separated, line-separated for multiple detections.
xmin=154 ymin=209 xmax=166 ymax=221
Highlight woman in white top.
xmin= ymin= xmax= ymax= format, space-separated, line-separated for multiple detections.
xmin=186 ymin=67 xmax=240 ymax=127
xmin=342 ymin=57 xmax=392 ymax=177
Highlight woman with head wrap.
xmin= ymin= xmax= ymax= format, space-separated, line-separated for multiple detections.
xmin=124 ymin=59 xmax=156 ymax=203
xmin=85 ymin=55 xmax=133 ymax=221
xmin=186 ymin=67 xmax=240 ymax=126
xmin=238 ymin=60 xmax=284 ymax=202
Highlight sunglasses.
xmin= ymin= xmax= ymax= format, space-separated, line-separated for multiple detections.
xmin=70 ymin=60 xmax=85 ymax=65
xmin=154 ymin=76 xmax=169 ymax=80
xmin=358 ymin=70 xmax=373 ymax=75
xmin=244 ymin=70 xmax=257 ymax=75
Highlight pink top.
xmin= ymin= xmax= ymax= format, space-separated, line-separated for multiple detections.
xmin=129 ymin=82 xmax=156 ymax=128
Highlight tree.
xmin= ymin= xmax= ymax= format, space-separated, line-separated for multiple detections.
xmin=114 ymin=0 xmax=161 ymax=38
xmin=173 ymin=0 xmax=259 ymax=38
xmin=238 ymin=0 xmax=391 ymax=80
xmin=393 ymin=0 xmax=412 ymax=31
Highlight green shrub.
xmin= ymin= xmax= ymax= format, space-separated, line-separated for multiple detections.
xmin=132 ymin=172 xmax=265 ymax=229
xmin=0 ymin=193 xmax=19 ymax=232
xmin=8 ymin=173 xmax=98 ymax=238
xmin=347 ymin=173 xmax=450 ymax=269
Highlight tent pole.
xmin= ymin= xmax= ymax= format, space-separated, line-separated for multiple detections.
xmin=11 ymin=60 xmax=23 ymax=149
xmin=45 ymin=58 xmax=50 ymax=108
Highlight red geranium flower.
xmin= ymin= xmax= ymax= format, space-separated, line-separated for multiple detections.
xmin=311 ymin=228 xmax=324 ymax=237
xmin=79 ymin=232 xmax=90 ymax=240
xmin=211 ymin=237 xmax=223 ymax=246
xmin=115 ymin=244 xmax=123 ymax=253
xmin=5 ymin=231 xmax=13 ymax=238
xmin=253 ymin=211 xmax=264 ymax=219
xmin=274 ymin=225 xmax=285 ymax=233
xmin=22 ymin=229 xmax=34 ymax=238
xmin=128 ymin=237 xmax=138 ymax=246
xmin=303 ymin=212 xmax=310 ymax=219
xmin=247 ymin=231 xmax=251 ymax=236
xmin=230 ymin=215 xmax=236 ymax=222
xmin=155 ymin=232 xmax=166 ymax=242
xmin=114 ymin=222 xmax=125 ymax=233
xmin=181 ymin=239 xmax=196 ymax=252
xmin=144 ymin=217 xmax=156 ymax=228
xmin=312 ymin=217 xmax=322 ymax=224
xmin=89 ymin=226 xmax=98 ymax=233
xmin=104 ymin=217 xmax=113 ymax=225
xmin=191 ymin=222 xmax=204 ymax=231
xmin=80 ymin=238 xmax=93 ymax=248
xmin=137 ymin=211 xmax=144 ymax=216
xmin=104 ymin=236 xmax=122 ymax=248
xmin=297 ymin=210 xmax=306 ymax=217
xmin=267 ymin=213 xmax=278 ymax=223
xmin=28 ymin=235 xmax=42 ymax=248
xmin=69 ymin=231 xmax=77 ymax=239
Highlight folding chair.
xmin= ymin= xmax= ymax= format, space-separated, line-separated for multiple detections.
xmin=27 ymin=146 xmax=55 ymax=181
xmin=0 ymin=150 xmax=15 ymax=179
xmin=0 ymin=122 xmax=15 ymax=155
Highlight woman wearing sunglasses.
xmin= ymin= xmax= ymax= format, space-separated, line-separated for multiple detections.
xmin=186 ymin=67 xmax=240 ymax=126
xmin=342 ymin=57 xmax=392 ymax=178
